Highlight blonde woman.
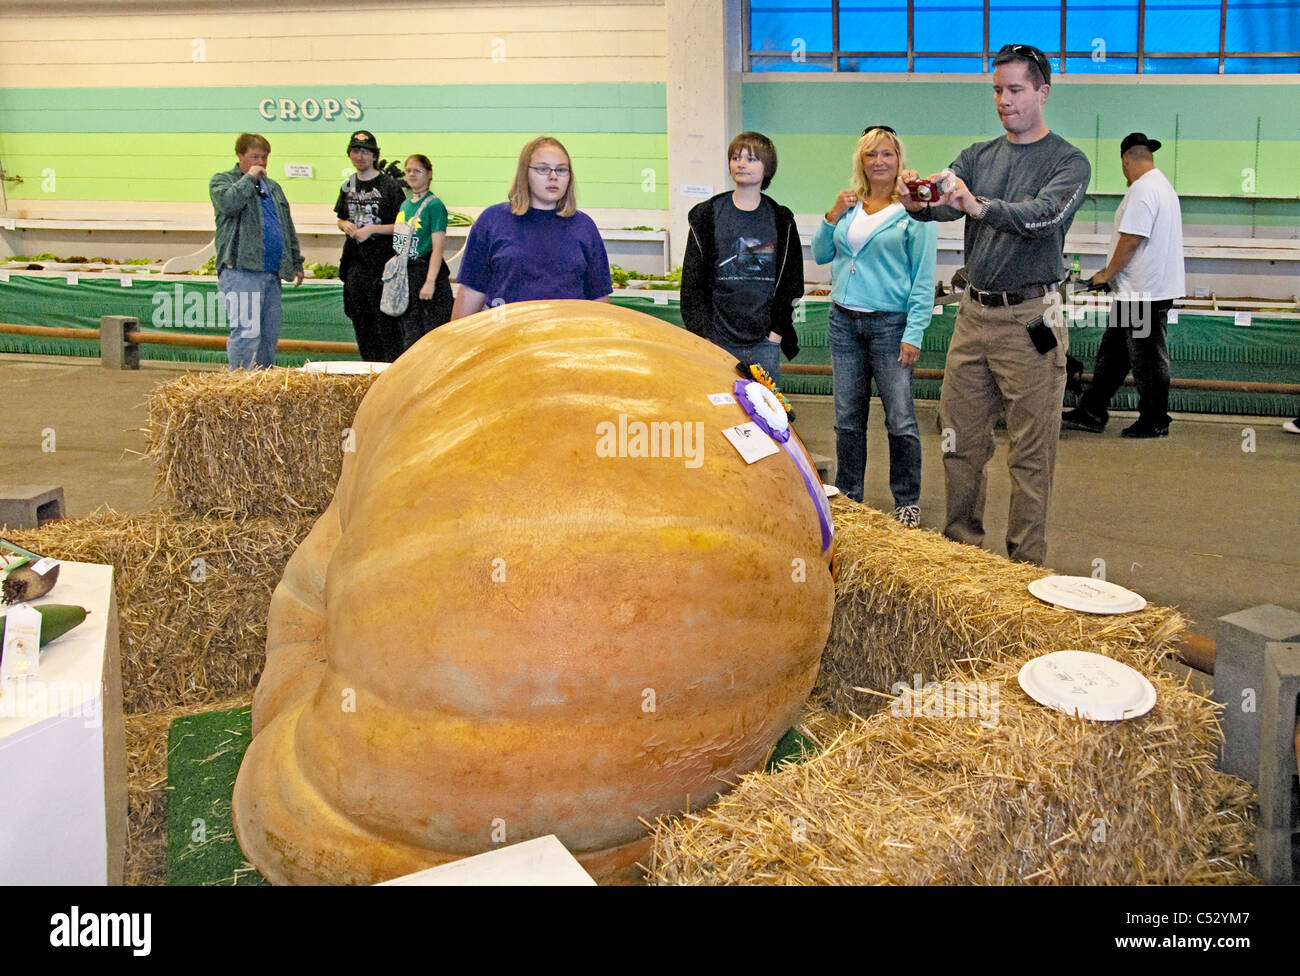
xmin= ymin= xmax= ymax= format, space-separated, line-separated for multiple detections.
xmin=811 ymin=125 xmax=938 ymax=527
xmin=451 ymin=136 xmax=611 ymax=319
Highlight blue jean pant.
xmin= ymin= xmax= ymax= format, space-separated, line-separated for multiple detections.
xmin=828 ymin=304 xmax=921 ymax=506
xmin=219 ymin=267 xmax=283 ymax=369
xmin=715 ymin=338 xmax=782 ymax=385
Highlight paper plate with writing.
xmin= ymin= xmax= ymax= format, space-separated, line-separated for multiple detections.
xmin=1027 ymin=575 xmax=1146 ymax=615
xmin=1017 ymin=650 xmax=1157 ymax=721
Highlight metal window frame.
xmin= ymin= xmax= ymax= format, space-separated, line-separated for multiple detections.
xmin=742 ymin=0 xmax=1300 ymax=74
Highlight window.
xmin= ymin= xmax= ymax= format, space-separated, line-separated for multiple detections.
xmin=745 ymin=0 xmax=1300 ymax=73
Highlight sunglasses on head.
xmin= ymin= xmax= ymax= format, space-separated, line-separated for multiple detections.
xmin=997 ymin=43 xmax=1051 ymax=81
xmin=861 ymin=124 xmax=897 ymax=136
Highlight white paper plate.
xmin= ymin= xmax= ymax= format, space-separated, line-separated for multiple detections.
xmin=822 ymin=484 xmax=840 ymax=498
xmin=1017 ymin=650 xmax=1157 ymax=721
xmin=300 ymin=361 xmax=390 ymax=375
xmin=1027 ymin=575 xmax=1146 ymax=615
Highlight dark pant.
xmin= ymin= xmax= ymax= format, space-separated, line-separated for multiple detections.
xmin=828 ymin=305 xmax=920 ymax=507
xmin=343 ymin=263 xmax=394 ymax=362
xmin=395 ymin=257 xmax=454 ymax=355
xmin=1079 ymin=298 xmax=1174 ymax=428
xmin=715 ymin=337 xmax=782 ymax=385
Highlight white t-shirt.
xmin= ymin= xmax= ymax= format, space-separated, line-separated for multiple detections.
xmin=839 ymin=202 xmax=902 ymax=312
xmin=1110 ymin=168 xmax=1185 ymax=301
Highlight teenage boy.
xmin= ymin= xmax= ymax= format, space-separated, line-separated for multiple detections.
xmin=335 ymin=130 xmax=406 ymax=362
xmin=682 ymin=132 xmax=803 ymax=382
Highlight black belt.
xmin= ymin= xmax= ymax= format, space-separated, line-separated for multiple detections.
xmin=967 ymin=281 xmax=1058 ymax=307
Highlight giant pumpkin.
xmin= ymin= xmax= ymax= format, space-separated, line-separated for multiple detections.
xmin=232 ymin=300 xmax=834 ymax=884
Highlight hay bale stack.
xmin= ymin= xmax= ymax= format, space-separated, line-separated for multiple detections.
xmin=144 ymin=370 xmax=375 ymax=517
xmin=649 ymin=648 xmax=1256 ymax=885
xmin=8 ymin=509 xmax=313 ymax=713
xmin=124 ymin=692 xmax=253 ymax=886
xmin=819 ymin=499 xmax=1186 ymax=714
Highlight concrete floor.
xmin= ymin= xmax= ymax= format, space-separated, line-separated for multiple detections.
xmin=2 ymin=352 xmax=1297 ymax=634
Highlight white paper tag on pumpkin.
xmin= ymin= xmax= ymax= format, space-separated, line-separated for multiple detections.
xmin=1 ymin=604 xmax=41 ymax=681
xmin=32 ymin=557 xmax=57 ymax=576
xmin=722 ymin=422 xmax=780 ymax=464
xmin=707 ymin=392 xmax=736 ymax=406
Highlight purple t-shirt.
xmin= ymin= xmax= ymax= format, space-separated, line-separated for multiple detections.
xmin=457 ymin=202 xmax=612 ymax=306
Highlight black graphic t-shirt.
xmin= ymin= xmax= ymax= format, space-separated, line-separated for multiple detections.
xmin=711 ymin=195 xmax=778 ymax=346
xmin=334 ymin=173 xmax=405 ymax=271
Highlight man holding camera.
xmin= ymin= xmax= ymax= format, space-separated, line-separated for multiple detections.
xmin=1062 ymin=132 xmax=1185 ymax=439
xmin=901 ymin=44 xmax=1090 ymax=565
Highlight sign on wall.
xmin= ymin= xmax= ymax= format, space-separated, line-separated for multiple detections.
xmin=257 ymin=97 xmax=363 ymax=122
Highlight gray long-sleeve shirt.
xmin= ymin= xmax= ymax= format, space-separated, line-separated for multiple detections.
xmin=912 ymin=132 xmax=1090 ymax=292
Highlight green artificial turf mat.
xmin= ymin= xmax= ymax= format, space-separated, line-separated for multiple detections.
xmin=766 ymin=725 xmax=817 ymax=772
xmin=165 ymin=704 xmax=268 ymax=886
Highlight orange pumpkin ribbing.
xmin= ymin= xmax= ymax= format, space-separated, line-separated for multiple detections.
xmin=234 ymin=300 xmax=834 ymax=884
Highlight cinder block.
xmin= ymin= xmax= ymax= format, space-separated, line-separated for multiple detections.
xmin=809 ymin=452 xmax=833 ymax=483
xmin=1215 ymin=605 xmax=1300 ymax=784
xmin=1257 ymin=642 xmax=1300 ymax=885
xmin=100 ymin=315 xmax=139 ymax=370
xmin=0 ymin=485 xmax=64 ymax=529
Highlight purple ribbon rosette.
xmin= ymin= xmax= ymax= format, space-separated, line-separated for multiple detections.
xmin=732 ymin=379 xmax=833 ymax=552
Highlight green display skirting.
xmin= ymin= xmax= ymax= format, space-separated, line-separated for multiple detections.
xmin=163 ymin=701 xmax=810 ymax=886
xmin=3 ymin=275 xmax=1296 ymax=415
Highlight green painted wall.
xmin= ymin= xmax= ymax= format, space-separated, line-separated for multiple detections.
xmin=0 ymin=84 xmax=668 ymax=209
xmin=744 ymin=80 xmax=1300 ymax=223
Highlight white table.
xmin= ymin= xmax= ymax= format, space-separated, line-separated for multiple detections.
xmin=0 ymin=561 xmax=125 ymax=884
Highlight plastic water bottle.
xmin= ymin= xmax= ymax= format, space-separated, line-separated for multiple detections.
xmin=1069 ymin=254 xmax=1082 ymax=282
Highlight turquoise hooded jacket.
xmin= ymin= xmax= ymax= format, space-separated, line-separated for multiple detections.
xmin=811 ymin=205 xmax=938 ymax=349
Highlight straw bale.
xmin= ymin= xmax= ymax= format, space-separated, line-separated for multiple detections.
xmin=143 ymin=370 xmax=374 ymax=517
xmin=817 ymin=499 xmax=1186 ymax=714
xmin=9 ymin=509 xmax=313 ymax=714
xmin=124 ymin=693 xmax=252 ymax=886
xmin=649 ymin=647 xmax=1256 ymax=885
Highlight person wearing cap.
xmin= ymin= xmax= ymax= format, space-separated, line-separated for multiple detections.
xmin=1062 ymin=133 xmax=1185 ymax=438
xmin=900 ymin=44 xmax=1090 ymax=566
xmin=335 ymin=129 xmax=406 ymax=361
xmin=209 ymin=133 xmax=304 ymax=369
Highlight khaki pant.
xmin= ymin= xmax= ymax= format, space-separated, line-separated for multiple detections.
xmin=939 ymin=294 xmax=1068 ymax=565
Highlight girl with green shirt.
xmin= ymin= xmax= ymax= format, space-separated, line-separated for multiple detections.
xmin=390 ymin=154 xmax=454 ymax=353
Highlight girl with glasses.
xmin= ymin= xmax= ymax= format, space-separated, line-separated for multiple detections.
xmin=811 ymin=127 xmax=938 ymax=528
xmin=451 ymin=136 xmax=611 ymax=319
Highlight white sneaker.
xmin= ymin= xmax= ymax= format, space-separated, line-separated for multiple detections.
xmin=894 ymin=505 xmax=921 ymax=528
xmin=1283 ymin=419 xmax=1300 ymax=435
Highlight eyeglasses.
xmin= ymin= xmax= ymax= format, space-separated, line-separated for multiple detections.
xmin=862 ymin=124 xmax=897 ymax=136
xmin=996 ymin=44 xmax=1051 ymax=83
xmin=529 ymin=165 xmax=571 ymax=177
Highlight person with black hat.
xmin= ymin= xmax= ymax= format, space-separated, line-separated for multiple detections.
xmin=1062 ymin=132 xmax=1185 ymax=438
xmin=898 ymin=44 xmax=1090 ymax=566
xmin=335 ymin=129 xmax=407 ymax=361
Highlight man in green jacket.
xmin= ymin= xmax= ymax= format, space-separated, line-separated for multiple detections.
xmin=210 ymin=133 xmax=304 ymax=369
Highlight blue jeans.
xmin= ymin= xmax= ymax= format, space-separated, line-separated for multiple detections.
xmin=828 ymin=304 xmax=920 ymax=506
xmin=219 ymin=267 xmax=283 ymax=369
xmin=715 ymin=338 xmax=782 ymax=385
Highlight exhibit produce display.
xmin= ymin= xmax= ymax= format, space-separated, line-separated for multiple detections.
xmin=232 ymin=301 xmax=836 ymax=884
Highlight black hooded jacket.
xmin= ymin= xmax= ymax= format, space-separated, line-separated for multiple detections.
xmin=681 ymin=191 xmax=804 ymax=361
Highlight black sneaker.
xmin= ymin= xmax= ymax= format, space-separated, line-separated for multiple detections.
xmin=1120 ymin=421 xmax=1169 ymax=439
xmin=1061 ymin=408 xmax=1105 ymax=433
